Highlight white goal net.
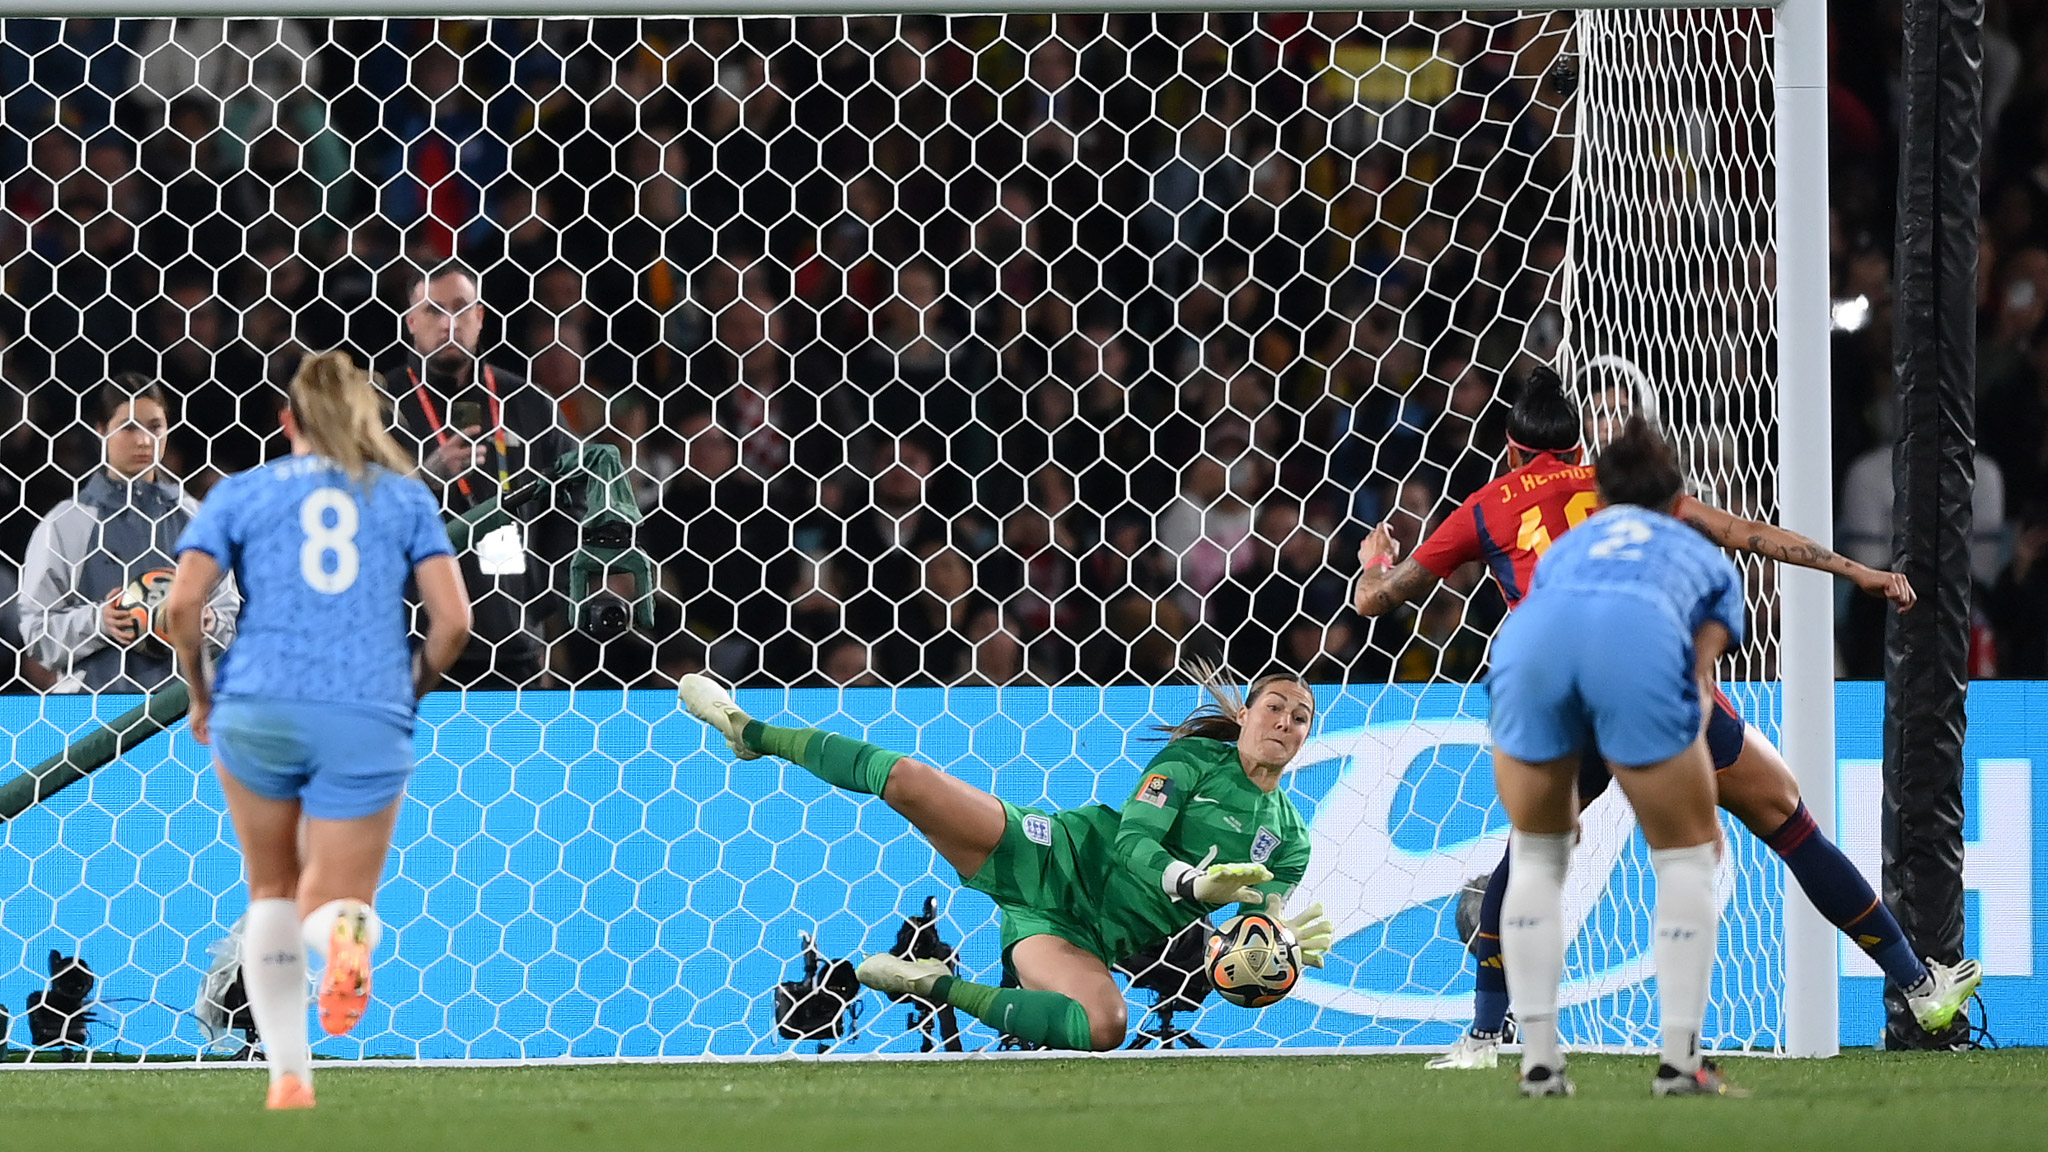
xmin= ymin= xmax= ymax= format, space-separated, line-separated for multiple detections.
xmin=0 ymin=6 xmax=1790 ymax=1061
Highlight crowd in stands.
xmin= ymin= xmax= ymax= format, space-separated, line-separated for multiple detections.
xmin=0 ymin=7 xmax=2043 ymax=691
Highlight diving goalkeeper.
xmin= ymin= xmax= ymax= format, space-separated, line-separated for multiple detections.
xmin=678 ymin=667 xmax=1334 ymax=1051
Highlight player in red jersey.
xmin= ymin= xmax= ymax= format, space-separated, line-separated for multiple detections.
xmin=1350 ymin=367 xmax=1977 ymax=1069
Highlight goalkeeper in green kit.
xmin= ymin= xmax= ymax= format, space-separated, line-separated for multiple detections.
xmin=678 ymin=666 xmax=1335 ymax=1050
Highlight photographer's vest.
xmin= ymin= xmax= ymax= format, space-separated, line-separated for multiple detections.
xmin=74 ymin=472 xmax=189 ymax=694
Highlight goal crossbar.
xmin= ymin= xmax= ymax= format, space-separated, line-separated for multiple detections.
xmin=0 ymin=1 xmax=1789 ymax=16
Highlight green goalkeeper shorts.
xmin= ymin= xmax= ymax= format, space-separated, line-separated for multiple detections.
xmin=960 ymin=798 xmax=1114 ymax=969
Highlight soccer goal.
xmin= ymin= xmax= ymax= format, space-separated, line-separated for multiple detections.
xmin=0 ymin=0 xmax=1834 ymax=1062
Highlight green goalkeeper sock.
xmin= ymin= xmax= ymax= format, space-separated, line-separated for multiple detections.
xmin=931 ymin=976 xmax=1095 ymax=1051
xmin=741 ymin=722 xmax=902 ymax=796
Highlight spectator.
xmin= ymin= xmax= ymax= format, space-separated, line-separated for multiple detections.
xmin=1211 ymin=503 xmax=1353 ymax=675
xmin=1158 ymin=455 xmax=1258 ymax=610
xmin=908 ymin=544 xmax=980 ymax=683
xmin=603 ymin=391 xmax=679 ymax=512
xmin=387 ymin=261 xmax=577 ymax=689
xmin=959 ymin=605 xmax=1029 ymax=686
xmin=1393 ymin=596 xmax=1486 ymax=683
xmin=19 ymin=375 xmax=237 ymax=693
xmin=1988 ymin=505 xmax=2048 ymax=677
xmin=0 ymin=561 xmax=58 ymax=690
xmin=655 ymin=414 xmax=794 ymax=676
xmin=839 ymin=444 xmax=948 ymax=679
xmin=0 ymin=8 xmax=2030 ymax=688
xmin=1839 ymin=428 xmax=2008 ymax=678
xmin=376 ymin=42 xmax=506 ymax=261
xmin=821 ymin=638 xmax=883 ymax=688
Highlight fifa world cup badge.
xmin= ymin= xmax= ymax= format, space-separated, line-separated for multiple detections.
xmin=1137 ymin=773 xmax=1174 ymax=808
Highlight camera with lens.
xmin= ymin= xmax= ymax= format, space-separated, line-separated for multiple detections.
xmin=773 ymin=932 xmax=861 ymax=1050
xmin=442 ymin=444 xmax=657 ymax=641
xmin=580 ymin=590 xmax=633 ymax=642
xmin=887 ymin=896 xmax=963 ymax=1053
xmin=27 ymin=950 xmax=97 ymax=1056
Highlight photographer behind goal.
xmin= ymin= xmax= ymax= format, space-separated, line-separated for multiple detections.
xmin=387 ymin=263 xmax=577 ymax=689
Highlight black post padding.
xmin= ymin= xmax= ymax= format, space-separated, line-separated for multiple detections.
xmin=0 ymin=683 xmax=191 ymax=823
xmin=1883 ymin=0 xmax=1982 ymax=1049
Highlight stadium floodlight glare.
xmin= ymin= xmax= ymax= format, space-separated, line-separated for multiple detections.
xmin=0 ymin=0 xmax=1833 ymax=1062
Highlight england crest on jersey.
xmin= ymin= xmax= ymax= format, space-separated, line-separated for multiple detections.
xmin=1022 ymin=814 xmax=1052 ymax=846
xmin=1250 ymin=827 xmax=1280 ymax=863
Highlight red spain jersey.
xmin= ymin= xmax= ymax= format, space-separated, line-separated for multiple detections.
xmin=1410 ymin=453 xmax=1602 ymax=608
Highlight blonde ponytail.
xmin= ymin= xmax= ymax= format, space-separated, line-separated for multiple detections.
xmin=289 ymin=351 xmax=414 ymax=485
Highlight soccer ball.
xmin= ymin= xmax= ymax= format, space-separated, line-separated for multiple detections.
xmin=1204 ymin=912 xmax=1301 ymax=1009
xmin=108 ymin=568 xmax=177 ymax=657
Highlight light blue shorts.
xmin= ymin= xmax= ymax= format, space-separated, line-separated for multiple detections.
xmin=1487 ymin=592 xmax=1704 ymax=770
xmin=212 ymin=697 xmax=416 ymax=820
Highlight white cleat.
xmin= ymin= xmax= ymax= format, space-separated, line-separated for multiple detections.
xmin=678 ymin=673 xmax=759 ymax=760
xmin=855 ymin=954 xmax=950 ymax=999
xmin=1908 ymin=957 xmax=1983 ymax=1034
xmin=1427 ymin=1031 xmax=1502 ymax=1070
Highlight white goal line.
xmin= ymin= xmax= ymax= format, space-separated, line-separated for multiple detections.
xmin=0 ymin=1043 xmax=1800 ymax=1071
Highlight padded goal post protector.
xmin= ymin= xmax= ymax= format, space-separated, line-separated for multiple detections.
xmin=1883 ymin=0 xmax=1982 ymax=1049
xmin=0 ymin=681 xmax=190 ymax=822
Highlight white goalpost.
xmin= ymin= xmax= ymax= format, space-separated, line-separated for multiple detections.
xmin=0 ymin=0 xmax=1833 ymax=1062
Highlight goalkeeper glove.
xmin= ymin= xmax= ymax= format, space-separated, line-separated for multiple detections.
xmin=1171 ymin=861 xmax=1272 ymax=905
xmin=1264 ymin=894 xmax=1335 ymax=968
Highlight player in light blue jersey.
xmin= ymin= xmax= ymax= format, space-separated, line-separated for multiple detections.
xmin=163 ymin=351 xmax=470 ymax=1111
xmin=1486 ymin=416 xmax=1741 ymax=1100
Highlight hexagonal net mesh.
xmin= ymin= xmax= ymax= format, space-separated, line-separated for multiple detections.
xmin=0 ymin=8 xmax=1788 ymax=1061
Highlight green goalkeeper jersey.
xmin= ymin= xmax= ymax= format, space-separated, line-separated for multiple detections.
xmin=1050 ymin=736 xmax=1310 ymax=964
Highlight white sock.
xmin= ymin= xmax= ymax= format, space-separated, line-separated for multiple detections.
xmin=241 ymin=899 xmax=311 ymax=1086
xmin=1502 ymin=830 xmax=1573 ymax=1075
xmin=302 ymin=898 xmax=383 ymax=964
xmin=1650 ymin=842 xmax=1719 ymax=1074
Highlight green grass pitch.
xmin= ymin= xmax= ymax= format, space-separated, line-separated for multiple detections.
xmin=4 ymin=1050 xmax=2041 ymax=1151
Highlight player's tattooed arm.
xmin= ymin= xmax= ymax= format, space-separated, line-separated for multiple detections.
xmin=1353 ymin=524 xmax=1442 ymax=616
xmin=1354 ymin=559 xmax=1440 ymax=616
xmin=1676 ymin=496 xmax=1917 ymax=611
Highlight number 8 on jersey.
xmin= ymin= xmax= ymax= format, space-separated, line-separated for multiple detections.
xmin=300 ymin=488 xmax=361 ymax=594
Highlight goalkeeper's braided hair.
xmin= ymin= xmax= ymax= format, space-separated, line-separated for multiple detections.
xmin=1157 ymin=659 xmax=1312 ymax=743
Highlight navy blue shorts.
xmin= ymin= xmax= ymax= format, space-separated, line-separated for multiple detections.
xmin=1577 ymin=686 xmax=1747 ymax=802
xmin=212 ymin=697 xmax=415 ymax=821
xmin=1490 ymin=592 xmax=1714 ymax=770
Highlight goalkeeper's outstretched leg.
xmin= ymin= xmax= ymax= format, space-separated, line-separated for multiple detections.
xmin=680 ymin=673 xmax=1124 ymax=1049
xmin=679 ymin=673 xmax=1006 ymax=875
xmin=680 ymin=671 xmax=1330 ymax=1051
xmin=856 ymin=936 xmax=1128 ymax=1052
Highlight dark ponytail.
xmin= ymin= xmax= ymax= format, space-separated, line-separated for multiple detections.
xmin=1158 ymin=659 xmax=1313 ymax=743
xmin=1506 ymin=365 xmax=1580 ymax=454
